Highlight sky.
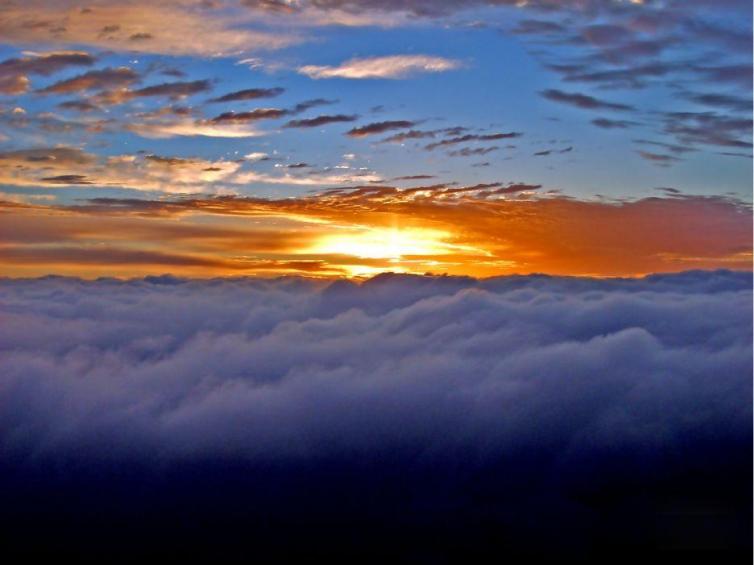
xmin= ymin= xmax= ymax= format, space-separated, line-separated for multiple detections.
xmin=0 ymin=0 xmax=751 ymax=278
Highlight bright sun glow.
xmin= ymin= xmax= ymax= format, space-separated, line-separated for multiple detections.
xmin=309 ymin=227 xmax=451 ymax=259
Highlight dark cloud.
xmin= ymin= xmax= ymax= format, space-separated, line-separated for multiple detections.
xmin=131 ymin=79 xmax=212 ymax=98
xmin=57 ymin=99 xmax=100 ymax=112
xmin=0 ymin=146 xmax=94 ymax=165
xmin=208 ymin=87 xmax=285 ymax=103
xmin=380 ymin=126 xmax=468 ymax=144
xmin=661 ymin=111 xmax=753 ymax=149
xmin=581 ymin=24 xmax=634 ymax=46
xmin=289 ymin=98 xmax=338 ymax=114
xmin=392 ymin=174 xmax=435 ymax=181
xmin=592 ymin=118 xmax=639 ymax=129
xmin=532 ymin=147 xmax=571 ymax=157
xmin=37 ymin=67 xmax=139 ymax=94
xmin=0 ymin=270 xmax=751 ymax=559
xmin=511 ymin=19 xmax=564 ymax=35
xmin=284 ymin=114 xmax=358 ymax=128
xmin=346 ymin=120 xmax=416 ymax=137
xmin=209 ymin=108 xmax=287 ymax=123
xmin=633 ymin=138 xmax=696 ymax=155
xmin=447 ymin=146 xmax=499 ymax=157
xmin=242 ymin=0 xmax=302 ymax=14
xmin=636 ymin=150 xmax=682 ymax=166
xmin=40 ymin=174 xmax=94 ymax=184
xmin=426 ymin=132 xmax=521 ymax=151
xmin=0 ymin=50 xmax=95 ymax=94
xmin=541 ymin=89 xmax=634 ymax=112
xmin=692 ymin=64 xmax=753 ymax=90
xmin=380 ymin=129 xmax=437 ymax=143
xmin=684 ymin=92 xmax=752 ymax=113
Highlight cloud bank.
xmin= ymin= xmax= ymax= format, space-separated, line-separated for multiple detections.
xmin=0 ymin=270 xmax=751 ymax=559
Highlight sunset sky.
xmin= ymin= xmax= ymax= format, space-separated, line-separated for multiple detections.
xmin=0 ymin=0 xmax=751 ymax=278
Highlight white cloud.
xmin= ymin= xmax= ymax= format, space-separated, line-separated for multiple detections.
xmin=298 ymin=55 xmax=462 ymax=79
xmin=233 ymin=169 xmax=381 ymax=185
xmin=126 ymin=118 xmax=266 ymax=139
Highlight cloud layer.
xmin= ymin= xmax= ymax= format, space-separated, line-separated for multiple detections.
xmin=0 ymin=270 xmax=750 ymax=558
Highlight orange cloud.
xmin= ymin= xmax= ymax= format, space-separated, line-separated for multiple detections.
xmin=1 ymin=186 xmax=750 ymax=279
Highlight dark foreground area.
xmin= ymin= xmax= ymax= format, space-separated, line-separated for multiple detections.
xmin=1 ymin=271 xmax=751 ymax=562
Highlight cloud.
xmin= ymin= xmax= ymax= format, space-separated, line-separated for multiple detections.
xmin=633 ymin=138 xmax=696 ymax=155
xmin=284 ymin=114 xmax=358 ymax=128
xmin=660 ymin=111 xmax=753 ymax=149
xmin=448 ymin=146 xmax=499 ymax=157
xmin=0 ymin=147 xmax=243 ymax=191
xmin=591 ymin=118 xmax=639 ymax=129
xmin=209 ymin=108 xmax=287 ymax=123
xmin=57 ymin=99 xmax=100 ymax=112
xmin=37 ymin=67 xmax=139 ymax=94
xmin=425 ymin=132 xmax=521 ymax=151
xmin=636 ymin=150 xmax=682 ymax=166
xmin=0 ymin=269 xmax=751 ymax=557
xmin=346 ymin=120 xmax=416 ymax=137
xmin=298 ymin=55 xmax=461 ymax=79
xmin=684 ymin=92 xmax=752 ymax=113
xmin=208 ymin=87 xmax=285 ymax=103
xmin=126 ymin=118 xmax=266 ymax=138
xmin=540 ymin=89 xmax=634 ymax=112
xmin=693 ymin=64 xmax=753 ymax=90
xmin=131 ymin=79 xmax=213 ymax=99
xmin=0 ymin=50 xmax=95 ymax=94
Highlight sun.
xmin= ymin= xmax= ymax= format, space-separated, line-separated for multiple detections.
xmin=309 ymin=227 xmax=450 ymax=260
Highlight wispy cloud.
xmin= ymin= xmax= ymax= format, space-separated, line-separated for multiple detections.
xmin=298 ymin=55 xmax=461 ymax=79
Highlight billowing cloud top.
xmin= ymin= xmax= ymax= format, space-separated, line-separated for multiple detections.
xmin=0 ymin=269 xmax=751 ymax=557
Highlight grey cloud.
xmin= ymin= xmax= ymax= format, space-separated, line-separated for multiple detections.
xmin=209 ymin=108 xmax=287 ymax=123
xmin=0 ymin=50 xmax=95 ymax=94
xmin=448 ymin=146 xmax=499 ymax=157
xmin=37 ymin=67 xmax=139 ymax=94
xmin=661 ymin=111 xmax=753 ymax=149
xmin=208 ymin=87 xmax=285 ymax=103
xmin=346 ymin=120 xmax=416 ymax=137
xmin=541 ymin=89 xmax=634 ymax=111
xmin=636 ymin=150 xmax=681 ymax=165
xmin=284 ymin=114 xmax=358 ymax=128
xmin=426 ymin=132 xmax=521 ymax=151
xmin=132 ymin=79 xmax=212 ymax=98
xmin=592 ymin=117 xmax=639 ymax=129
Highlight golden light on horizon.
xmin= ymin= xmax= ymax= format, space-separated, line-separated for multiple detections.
xmin=308 ymin=227 xmax=454 ymax=260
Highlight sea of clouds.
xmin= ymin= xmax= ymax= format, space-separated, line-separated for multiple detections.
xmin=1 ymin=270 xmax=751 ymax=559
